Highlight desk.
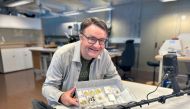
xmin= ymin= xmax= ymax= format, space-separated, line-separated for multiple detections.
xmin=54 ymin=81 xmax=190 ymax=109
xmin=123 ymin=81 xmax=190 ymax=109
xmin=30 ymin=47 xmax=121 ymax=75
xmin=30 ymin=47 xmax=57 ymax=75
xmin=155 ymin=55 xmax=190 ymax=83
xmin=108 ymin=50 xmax=122 ymax=58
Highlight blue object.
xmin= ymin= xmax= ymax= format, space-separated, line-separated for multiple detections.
xmin=162 ymin=79 xmax=172 ymax=88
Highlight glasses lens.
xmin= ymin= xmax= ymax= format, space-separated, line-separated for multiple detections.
xmin=88 ymin=37 xmax=97 ymax=44
xmin=99 ymin=39 xmax=106 ymax=45
xmin=82 ymin=33 xmax=107 ymax=45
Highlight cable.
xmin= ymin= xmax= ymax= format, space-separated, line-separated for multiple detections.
xmin=146 ymin=73 xmax=169 ymax=101
xmin=116 ymin=101 xmax=137 ymax=109
xmin=116 ymin=73 xmax=170 ymax=108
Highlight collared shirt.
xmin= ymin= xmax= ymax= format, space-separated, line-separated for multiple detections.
xmin=42 ymin=41 xmax=121 ymax=106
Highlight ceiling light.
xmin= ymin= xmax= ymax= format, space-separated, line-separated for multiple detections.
xmin=181 ymin=15 xmax=186 ymax=20
xmin=7 ymin=0 xmax=33 ymax=7
xmin=86 ymin=7 xmax=113 ymax=13
xmin=160 ymin=0 xmax=177 ymax=2
xmin=62 ymin=11 xmax=81 ymax=16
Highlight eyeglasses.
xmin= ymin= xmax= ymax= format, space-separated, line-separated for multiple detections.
xmin=81 ymin=33 xmax=107 ymax=45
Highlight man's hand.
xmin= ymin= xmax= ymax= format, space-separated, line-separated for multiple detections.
xmin=59 ymin=87 xmax=79 ymax=106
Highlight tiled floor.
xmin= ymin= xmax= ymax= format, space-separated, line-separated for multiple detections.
xmin=0 ymin=69 xmax=155 ymax=109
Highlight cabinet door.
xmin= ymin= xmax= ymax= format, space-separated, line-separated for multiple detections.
xmin=1 ymin=48 xmax=34 ymax=73
xmin=15 ymin=48 xmax=26 ymax=70
xmin=1 ymin=49 xmax=18 ymax=72
xmin=23 ymin=48 xmax=33 ymax=69
xmin=13 ymin=48 xmax=33 ymax=70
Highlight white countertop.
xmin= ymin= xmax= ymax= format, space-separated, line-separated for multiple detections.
xmin=29 ymin=47 xmax=57 ymax=53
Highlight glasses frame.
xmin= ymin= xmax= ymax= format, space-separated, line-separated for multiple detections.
xmin=81 ymin=33 xmax=107 ymax=45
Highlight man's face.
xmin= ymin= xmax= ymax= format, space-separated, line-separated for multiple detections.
xmin=80 ymin=24 xmax=107 ymax=60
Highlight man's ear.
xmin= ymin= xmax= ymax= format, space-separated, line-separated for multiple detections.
xmin=79 ymin=34 xmax=83 ymax=40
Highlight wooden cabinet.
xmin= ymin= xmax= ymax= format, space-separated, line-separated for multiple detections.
xmin=0 ymin=48 xmax=33 ymax=73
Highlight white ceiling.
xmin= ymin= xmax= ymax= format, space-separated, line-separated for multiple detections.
xmin=0 ymin=0 xmax=150 ymax=18
xmin=16 ymin=0 xmax=135 ymax=13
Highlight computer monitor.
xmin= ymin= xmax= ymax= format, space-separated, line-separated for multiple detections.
xmin=159 ymin=40 xmax=182 ymax=56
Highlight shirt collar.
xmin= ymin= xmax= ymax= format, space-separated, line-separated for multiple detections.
xmin=72 ymin=41 xmax=81 ymax=62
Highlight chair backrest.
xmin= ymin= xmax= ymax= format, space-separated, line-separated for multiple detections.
xmin=121 ymin=40 xmax=135 ymax=67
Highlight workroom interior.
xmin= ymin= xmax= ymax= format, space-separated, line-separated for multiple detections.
xmin=0 ymin=0 xmax=190 ymax=109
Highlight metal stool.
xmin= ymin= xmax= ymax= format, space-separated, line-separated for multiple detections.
xmin=146 ymin=61 xmax=159 ymax=85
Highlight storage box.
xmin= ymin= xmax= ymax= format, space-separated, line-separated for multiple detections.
xmin=76 ymin=79 xmax=136 ymax=109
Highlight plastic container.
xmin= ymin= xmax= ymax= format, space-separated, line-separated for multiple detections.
xmin=76 ymin=79 xmax=136 ymax=109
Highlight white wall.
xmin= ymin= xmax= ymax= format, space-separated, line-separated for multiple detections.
xmin=0 ymin=14 xmax=42 ymax=30
xmin=111 ymin=0 xmax=190 ymax=73
xmin=139 ymin=0 xmax=190 ymax=73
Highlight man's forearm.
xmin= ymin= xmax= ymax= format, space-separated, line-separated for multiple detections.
xmin=42 ymin=85 xmax=64 ymax=104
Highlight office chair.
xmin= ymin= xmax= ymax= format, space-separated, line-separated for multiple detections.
xmin=117 ymin=40 xmax=135 ymax=81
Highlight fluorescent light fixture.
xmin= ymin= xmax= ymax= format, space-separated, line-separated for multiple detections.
xmin=160 ymin=0 xmax=177 ymax=2
xmin=86 ymin=7 xmax=113 ymax=13
xmin=62 ymin=11 xmax=81 ymax=16
xmin=7 ymin=0 xmax=33 ymax=7
xmin=181 ymin=15 xmax=186 ymax=20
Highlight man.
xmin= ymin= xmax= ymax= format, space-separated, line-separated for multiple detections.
xmin=42 ymin=17 xmax=121 ymax=107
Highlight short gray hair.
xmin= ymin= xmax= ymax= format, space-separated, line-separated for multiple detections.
xmin=80 ymin=17 xmax=108 ymax=35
